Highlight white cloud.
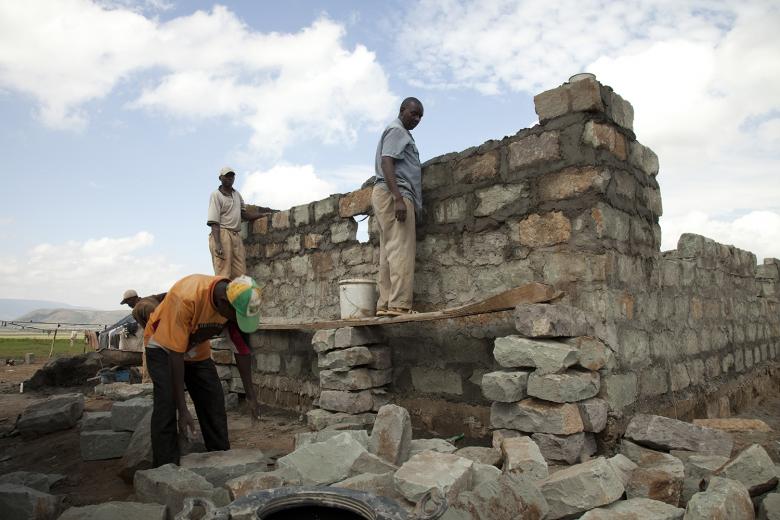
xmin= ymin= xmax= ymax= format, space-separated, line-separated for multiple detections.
xmin=396 ymin=0 xmax=780 ymax=259
xmin=0 ymin=232 xmax=185 ymax=309
xmin=0 ymin=1 xmax=396 ymax=155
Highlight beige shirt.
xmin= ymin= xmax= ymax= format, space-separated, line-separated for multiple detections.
xmin=207 ymin=188 xmax=245 ymax=232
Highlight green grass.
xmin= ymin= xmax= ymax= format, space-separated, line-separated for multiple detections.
xmin=0 ymin=337 xmax=87 ymax=359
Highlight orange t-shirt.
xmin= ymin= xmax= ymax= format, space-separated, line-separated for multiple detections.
xmin=144 ymin=275 xmax=229 ymax=362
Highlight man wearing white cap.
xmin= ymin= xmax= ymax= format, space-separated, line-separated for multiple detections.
xmin=143 ymin=274 xmax=262 ymax=467
xmin=207 ymin=166 xmax=271 ymax=279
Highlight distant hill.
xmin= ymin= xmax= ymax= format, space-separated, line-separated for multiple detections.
xmin=0 ymin=298 xmax=77 ymax=321
xmin=10 ymin=308 xmax=129 ymax=328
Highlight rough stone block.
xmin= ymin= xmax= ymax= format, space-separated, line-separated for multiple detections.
xmin=16 ymin=393 xmax=84 ymax=438
xmin=492 ymin=429 xmax=525 ymax=451
xmin=570 ymin=77 xmax=605 ymax=112
xmin=319 ymin=346 xmax=373 ymax=370
xmin=534 ymin=86 xmax=570 ymax=121
xmin=271 ymin=210 xmax=289 ymax=229
xmin=277 ymin=432 xmax=367 ymax=485
xmin=565 ymin=336 xmax=615 ymax=371
xmin=313 ymin=196 xmax=338 ymax=222
xmin=527 ymin=370 xmax=600 ymax=403
xmin=494 ymin=335 xmax=579 ymax=374
xmin=368 ymin=404 xmax=412 ymax=466
xmin=57 ymin=502 xmax=166 ymax=520
xmin=118 ymin=410 xmax=152 ymax=483
xmin=625 ymin=455 xmax=684 ymax=506
xmin=295 ymin=429 xmax=369 ymax=450
xmin=442 ymin=473 xmax=550 ymax=520
xmin=409 ymin=438 xmax=457 ymax=458
xmin=81 ymin=411 xmax=112 ymax=432
xmin=758 ymin=493 xmax=780 ymax=520
xmin=350 ymin=451 xmax=399 ymax=475
xmin=539 ymin=166 xmax=610 ymax=201
xmin=583 ymin=121 xmax=627 ymax=160
xmin=693 ymin=418 xmax=771 ymax=432
xmin=532 ymin=432 xmax=586 ymax=465
xmin=577 ymin=398 xmax=609 ymax=433
xmin=331 ymin=472 xmax=406 ymax=504
xmin=80 ymin=430 xmax=132 ymax=461
xmin=0 ymin=472 xmax=64 ymax=494
xmin=500 ymin=436 xmax=549 ymax=480
xmin=629 ymin=141 xmax=660 ymax=176
xmin=434 ymin=196 xmax=467 ymax=224
xmin=318 ymin=390 xmax=374 ymax=414
xmin=134 ymin=464 xmax=226 ymax=517
xmin=0 ymin=484 xmax=61 ymax=520
xmin=607 ymin=454 xmax=638 ymax=488
xmin=331 ymin=220 xmax=356 ymax=243
xmin=579 ymin=498 xmax=684 ymax=519
xmin=540 ymin=457 xmax=625 ymax=519
xmin=312 ymin=329 xmax=337 ymax=353
xmin=454 ymin=447 xmax=502 ymax=467
xmin=455 ymin=151 xmax=500 ymax=183
xmin=180 ymin=449 xmax=272 ymax=487
xmin=591 ymin=204 xmax=630 ymax=241
xmin=320 ymin=368 xmax=374 ymax=391
xmin=471 ymin=463 xmax=502 ymax=489
xmin=481 ymin=370 xmax=529 ymax=402
xmin=305 ymin=408 xmax=376 ymax=431
xmin=625 ymin=414 xmax=733 ymax=457
xmin=225 ymin=467 xmax=301 ymax=500
xmin=516 ymin=211 xmax=571 ymax=248
xmin=410 ymin=367 xmax=463 ymax=395
xmin=334 ymin=327 xmax=383 ymax=348
xmin=490 ymin=399 xmax=583 ymax=435
xmin=508 ymin=132 xmax=561 ymax=170
xmin=110 ymin=397 xmax=153 ymax=432
xmin=514 ymin=303 xmax=591 ymax=338
xmin=291 ymin=203 xmax=310 ymax=226
xmin=339 ymin=187 xmax=373 ymax=217
xmin=474 ymin=184 xmax=525 ymax=217
xmin=599 ymin=373 xmax=638 ymax=411
xmin=716 ymin=444 xmax=778 ymax=496
xmin=684 ymin=476 xmax=754 ymax=519
xmin=393 ymin=451 xmax=473 ymax=503
xmin=367 ymin=346 xmax=392 ymax=369
xmin=605 ymin=89 xmax=634 ymax=130
xmin=677 ymin=453 xmax=729 ymax=504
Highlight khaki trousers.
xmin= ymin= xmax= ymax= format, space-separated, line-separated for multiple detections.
xmin=372 ymin=186 xmax=416 ymax=310
xmin=209 ymin=227 xmax=246 ymax=279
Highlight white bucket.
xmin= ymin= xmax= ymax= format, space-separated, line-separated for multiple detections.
xmin=338 ymin=279 xmax=377 ymax=319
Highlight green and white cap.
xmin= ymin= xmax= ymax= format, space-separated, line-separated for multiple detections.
xmin=226 ymin=275 xmax=262 ymax=333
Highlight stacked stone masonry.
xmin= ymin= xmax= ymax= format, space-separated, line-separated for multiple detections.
xmin=236 ymin=76 xmax=779 ymax=438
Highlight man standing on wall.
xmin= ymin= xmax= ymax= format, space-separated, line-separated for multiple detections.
xmin=143 ymin=274 xmax=262 ymax=467
xmin=207 ymin=166 xmax=270 ymax=280
xmin=372 ymin=97 xmax=424 ymax=317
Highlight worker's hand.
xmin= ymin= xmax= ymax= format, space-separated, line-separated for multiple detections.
xmin=214 ymin=244 xmax=224 ymax=258
xmin=178 ymin=409 xmax=196 ymax=439
xmin=394 ymin=197 xmax=407 ymax=222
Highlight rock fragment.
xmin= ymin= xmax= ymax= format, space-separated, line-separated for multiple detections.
xmin=684 ymin=476 xmax=754 ymax=519
xmin=539 ymin=457 xmax=625 ymax=519
xmin=501 ymin=436 xmax=549 ymax=481
xmin=624 ymin=414 xmax=733 ymax=457
xmin=393 ymin=451 xmax=473 ymax=503
xmin=16 ymin=393 xmax=84 ymax=438
xmin=368 ymin=404 xmax=412 ymax=465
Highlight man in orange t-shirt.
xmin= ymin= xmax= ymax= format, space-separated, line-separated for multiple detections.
xmin=144 ymin=274 xmax=261 ymax=467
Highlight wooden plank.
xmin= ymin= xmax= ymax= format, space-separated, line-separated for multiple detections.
xmin=257 ymin=282 xmax=561 ymax=331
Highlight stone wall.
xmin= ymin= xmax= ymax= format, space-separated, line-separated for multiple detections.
xmin=234 ymin=76 xmax=780 ymax=439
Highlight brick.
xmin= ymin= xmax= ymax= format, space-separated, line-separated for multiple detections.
xmin=474 ymin=184 xmax=525 ymax=217
xmin=569 ymin=77 xmax=605 ymax=113
xmin=527 ymin=370 xmax=600 ymax=403
xmin=271 ymin=210 xmax=290 ymax=230
xmin=339 ymin=187 xmax=373 ymax=217
xmin=583 ymin=121 xmax=627 ymax=160
xmin=331 ymin=220 xmax=356 ymax=243
xmin=313 ymin=197 xmax=338 ymax=221
xmin=252 ymin=216 xmax=269 ymax=234
xmin=538 ymin=166 xmax=610 ymax=201
xmin=291 ymin=204 xmax=310 ymax=226
xmin=508 ymin=132 xmax=561 ymax=170
xmin=502 ymin=436 xmax=549 ymax=480
xmin=453 ymin=151 xmax=499 ymax=183
xmin=516 ymin=211 xmax=571 ymax=247
xmin=490 ymin=398 xmax=583 ymax=435
xmin=494 ymin=335 xmax=579 ymax=374
xmin=481 ymin=370 xmax=529 ymax=402
xmin=320 ymin=369 xmax=374 ymax=391
xmin=335 ymin=326 xmax=383 ymax=348
xmin=514 ymin=303 xmax=591 ymax=338
xmin=318 ymin=390 xmax=374 ymax=414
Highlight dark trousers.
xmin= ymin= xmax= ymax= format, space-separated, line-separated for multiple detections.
xmin=146 ymin=348 xmax=229 ymax=467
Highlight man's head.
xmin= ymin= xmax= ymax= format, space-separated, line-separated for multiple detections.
xmin=399 ymin=97 xmax=424 ymax=131
xmin=219 ymin=166 xmax=236 ymax=189
xmin=120 ymin=289 xmax=140 ymax=308
xmin=214 ymin=275 xmax=262 ymax=333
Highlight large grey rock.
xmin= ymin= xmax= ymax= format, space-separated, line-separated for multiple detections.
xmin=577 ymin=398 xmax=609 ymax=432
xmin=180 ymin=449 xmax=272 ymax=487
xmin=320 ymin=368 xmax=373 ymax=390
xmin=580 ymin=498 xmax=684 ymax=519
xmin=16 ymin=393 xmax=84 ymax=438
xmin=319 ymin=346 xmax=373 ymax=370
xmin=540 ymin=457 xmax=625 ymax=519
xmin=409 ymin=438 xmax=457 ymax=458
xmin=759 ymin=493 xmax=780 ymax=520
xmin=684 ymin=476 xmax=754 ymax=519
xmin=81 ymin=411 xmax=112 ymax=432
xmin=607 ymin=454 xmax=638 ymax=488
xmin=334 ymin=326 xmax=383 ymax=349
xmin=513 ymin=303 xmax=591 ymax=337
xmin=368 ymin=404 xmax=412 ymax=465
xmin=0 ymin=483 xmax=61 ymax=520
xmin=527 ymin=369 xmax=600 ymax=403
xmin=225 ymin=467 xmax=301 ymax=500
xmin=119 ymin=409 xmax=152 ymax=483
xmin=625 ymin=450 xmax=684 ymax=506
xmin=110 ymin=397 xmax=153 ymax=432
xmin=134 ymin=464 xmax=227 ymax=518
xmin=94 ymin=382 xmax=153 ymax=401
xmin=481 ymin=370 xmax=529 ymax=402
xmin=312 ymin=329 xmax=337 ymax=353
xmin=80 ymin=430 xmax=132 ymax=461
xmin=331 ymin=472 xmax=407 ymax=504
xmin=676 ymin=453 xmax=729 ymax=504
xmin=717 ymin=444 xmax=778 ymax=496
xmin=393 ymin=451 xmax=473 ymax=503
xmin=471 ymin=463 xmax=502 ymax=489
xmin=490 ymin=398 xmax=584 ymax=434
xmin=492 ymin=429 xmax=524 ymax=450
xmin=501 ymin=436 xmax=548 ymax=481
xmin=440 ymin=473 xmax=549 ymax=520
xmin=277 ymin=432 xmax=368 ymax=485
xmin=624 ymin=414 xmax=733 ymax=457
xmin=532 ymin=432 xmax=586 ymax=464
xmin=294 ymin=429 xmax=369 ymax=449
xmin=305 ymin=408 xmax=376 ymax=430
xmin=57 ymin=501 xmax=166 ymax=520
xmin=0 ymin=472 xmax=64 ymax=493
xmin=318 ymin=390 xmax=374 ymax=413
xmin=454 ymin=446 xmax=502 ymax=467
xmin=351 ymin=451 xmax=399 ymax=475
xmin=565 ymin=336 xmax=615 ymax=371
xmin=494 ymin=336 xmax=578 ymax=374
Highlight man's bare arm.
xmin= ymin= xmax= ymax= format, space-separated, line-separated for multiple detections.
xmin=168 ymin=351 xmax=195 ymax=436
xmin=241 ymin=206 xmax=275 ymax=222
xmin=381 ymin=156 xmax=407 ymax=222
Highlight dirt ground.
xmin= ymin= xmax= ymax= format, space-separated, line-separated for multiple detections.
xmin=0 ymin=359 xmax=778 ymax=508
xmin=0 ymin=360 xmax=309 ymax=507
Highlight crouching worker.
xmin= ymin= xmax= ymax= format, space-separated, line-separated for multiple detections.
xmin=143 ymin=274 xmax=262 ymax=467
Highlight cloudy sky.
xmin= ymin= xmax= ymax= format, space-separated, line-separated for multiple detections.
xmin=0 ymin=0 xmax=778 ymax=309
